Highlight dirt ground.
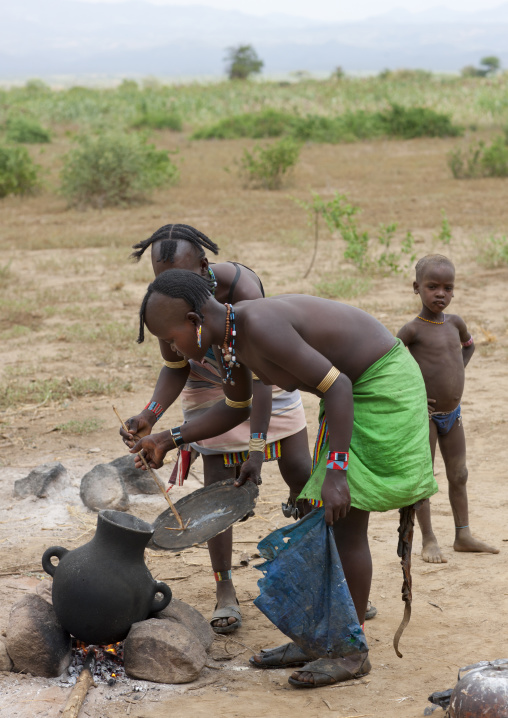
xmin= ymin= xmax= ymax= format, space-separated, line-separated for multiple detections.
xmin=0 ymin=131 xmax=507 ymax=718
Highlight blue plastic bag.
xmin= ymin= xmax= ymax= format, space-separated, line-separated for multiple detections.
xmin=254 ymin=507 xmax=368 ymax=659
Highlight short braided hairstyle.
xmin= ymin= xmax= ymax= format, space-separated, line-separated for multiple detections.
xmin=131 ymin=224 xmax=219 ymax=264
xmin=138 ymin=269 xmax=213 ymax=343
xmin=415 ymin=254 xmax=455 ymax=282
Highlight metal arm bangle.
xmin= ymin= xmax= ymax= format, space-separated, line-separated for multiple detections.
xmin=316 ymin=366 xmax=341 ymax=394
xmin=225 ymin=395 xmax=253 ymax=409
xmin=163 ymin=358 xmax=189 ymax=369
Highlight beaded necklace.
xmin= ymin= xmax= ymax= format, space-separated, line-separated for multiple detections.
xmin=417 ymin=315 xmax=445 ymax=325
xmin=220 ymin=303 xmax=240 ymax=384
xmin=208 ymin=266 xmax=218 ymax=296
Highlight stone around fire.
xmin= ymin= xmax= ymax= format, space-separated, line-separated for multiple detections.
xmin=13 ymin=462 xmax=67 ymax=499
xmin=124 ymin=618 xmax=206 ymax=684
xmin=155 ymin=597 xmax=214 ymax=652
xmin=109 ymin=455 xmax=159 ymax=495
xmin=80 ymin=463 xmax=129 ymax=512
xmin=0 ymin=636 xmax=13 ymax=672
xmin=6 ymin=594 xmax=72 ymax=677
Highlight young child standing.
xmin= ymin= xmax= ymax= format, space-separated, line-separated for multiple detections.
xmin=397 ymin=254 xmax=499 ymax=563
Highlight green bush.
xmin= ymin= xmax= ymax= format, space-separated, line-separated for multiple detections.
xmin=131 ymin=110 xmax=183 ymax=131
xmin=448 ymin=135 xmax=508 ymax=178
xmin=378 ymin=104 xmax=461 ymax=138
xmin=194 ymin=105 xmax=461 ymax=143
xmin=0 ymin=145 xmax=40 ymax=198
xmin=240 ymin=137 xmax=300 ymax=189
xmin=193 ymin=109 xmax=291 ymax=139
xmin=477 ymin=235 xmax=508 ymax=268
xmin=5 ymin=116 xmax=51 ymax=143
xmin=60 ymin=131 xmax=179 ymax=208
xmin=481 ymin=135 xmax=508 ymax=176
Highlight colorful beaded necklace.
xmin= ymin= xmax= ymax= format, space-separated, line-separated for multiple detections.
xmin=208 ymin=266 xmax=217 ymax=296
xmin=220 ymin=303 xmax=240 ymax=384
xmin=417 ymin=315 xmax=445 ymax=325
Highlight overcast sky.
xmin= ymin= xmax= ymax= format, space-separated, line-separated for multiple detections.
xmin=72 ymin=0 xmax=507 ymax=22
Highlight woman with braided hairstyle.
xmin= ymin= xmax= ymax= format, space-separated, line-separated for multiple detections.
xmin=130 ymin=269 xmax=438 ymax=688
xmin=120 ymin=224 xmax=312 ymax=634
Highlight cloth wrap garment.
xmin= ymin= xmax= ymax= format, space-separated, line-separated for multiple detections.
xmin=298 ymin=339 xmax=438 ymax=510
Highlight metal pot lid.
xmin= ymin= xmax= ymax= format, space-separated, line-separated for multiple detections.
xmin=149 ymin=479 xmax=259 ymax=550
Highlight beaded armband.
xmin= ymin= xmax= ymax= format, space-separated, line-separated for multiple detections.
xmin=326 ymin=451 xmax=349 ymax=471
xmin=461 ymin=335 xmax=474 ymax=347
xmin=144 ymin=401 xmax=164 ymax=422
xmin=170 ymin=426 xmax=185 ymax=448
xmin=249 ymin=432 xmax=267 ymax=453
xmin=225 ymin=395 xmax=253 ymax=409
xmin=317 ymin=367 xmax=341 ymax=394
xmin=163 ymin=358 xmax=189 ymax=369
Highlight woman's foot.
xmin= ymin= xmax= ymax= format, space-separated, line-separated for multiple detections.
xmin=210 ymin=579 xmax=241 ymax=633
xmin=289 ymin=653 xmax=370 ymax=688
xmin=454 ymin=529 xmax=499 ymax=554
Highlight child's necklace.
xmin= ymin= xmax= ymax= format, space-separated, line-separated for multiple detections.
xmin=220 ymin=303 xmax=240 ymax=384
xmin=417 ymin=315 xmax=445 ymax=325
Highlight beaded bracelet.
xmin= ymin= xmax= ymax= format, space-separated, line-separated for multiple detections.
xmin=326 ymin=451 xmax=349 ymax=470
xmin=170 ymin=426 xmax=185 ymax=448
xmin=144 ymin=401 xmax=164 ymax=422
xmin=249 ymin=432 xmax=267 ymax=453
xmin=461 ymin=335 xmax=474 ymax=347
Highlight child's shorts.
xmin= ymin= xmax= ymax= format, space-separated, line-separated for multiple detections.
xmin=430 ymin=404 xmax=462 ymax=436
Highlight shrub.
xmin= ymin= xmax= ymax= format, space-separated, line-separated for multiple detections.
xmin=193 ymin=109 xmax=291 ymax=140
xmin=131 ymin=110 xmax=182 ymax=131
xmin=5 ymin=116 xmax=51 ymax=143
xmin=378 ymin=104 xmax=462 ymax=139
xmin=0 ymin=145 xmax=40 ymax=198
xmin=477 ymin=235 xmax=508 ymax=268
xmin=448 ymin=135 xmax=508 ymax=178
xmin=481 ymin=135 xmax=508 ymax=176
xmin=60 ymin=131 xmax=179 ymax=208
xmin=194 ymin=105 xmax=461 ymax=143
xmin=240 ymin=137 xmax=300 ymax=189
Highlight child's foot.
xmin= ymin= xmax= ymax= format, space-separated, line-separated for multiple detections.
xmin=421 ymin=535 xmax=447 ymax=563
xmin=454 ymin=531 xmax=499 ymax=555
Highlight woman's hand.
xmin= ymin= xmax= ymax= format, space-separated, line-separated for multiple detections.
xmin=321 ymin=470 xmax=351 ymax=525
xmin=120 ymin=411 xmax=157 ymax=448
xmin=235 ymin=452 xmax=264 ymax=487
xmin=130 ymin=432 xmax=174 ymax=470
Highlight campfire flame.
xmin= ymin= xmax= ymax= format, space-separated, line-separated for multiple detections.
xmin=64 ymin=639 xmax=125 ymax=686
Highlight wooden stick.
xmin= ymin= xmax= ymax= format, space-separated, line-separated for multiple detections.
xmin=112 ymin=405 xmax=185 ymax=530
xmin=61 ymin=650 xmax=96 ymax=718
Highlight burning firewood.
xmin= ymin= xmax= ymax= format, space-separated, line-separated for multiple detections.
xmin=61 ymin=649 xmax=96 ymax=718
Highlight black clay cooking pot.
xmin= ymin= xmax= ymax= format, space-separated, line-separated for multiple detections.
xmin=42 ymin=510 xmax=171 ymax=645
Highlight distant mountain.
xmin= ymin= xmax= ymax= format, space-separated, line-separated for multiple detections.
xmin=1 ymin=0 xmax=508 ymax=79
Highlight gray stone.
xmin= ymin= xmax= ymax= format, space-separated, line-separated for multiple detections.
xmin=154 ymin=597 xmax=214 ymax=652
xmin=109 ymin=455 xmax=159 ymax=495
xmin=124 ymin=618 xmax=206 ymax=684
xmin=6 ymin=594 xmax=71 ymax=677
xmin=13 ymin=462 xmax=67 ymax=499
xmin=0 ymin=636 xmax=13 ymax=672
xmin=80 ymin=463 xmax=129 ymax=512
xmin=35 ymin=579 xmax=53 ymax=605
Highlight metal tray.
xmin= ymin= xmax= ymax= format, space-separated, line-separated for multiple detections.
xmin=149 ymin=479 xmax=259 ymax=551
